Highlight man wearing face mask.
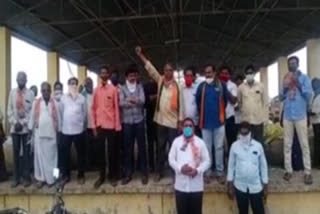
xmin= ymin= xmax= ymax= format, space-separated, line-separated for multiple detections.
xmin=59 ymin=77 xmax=87 ymax=185
xmin=280 ymin=56 xmax=313 ymax=184
xmin=53 ymin=82 xmax=63 ymax=103
xmin=8 ymin=71 xmax=35 ymax=187
xmin=91 ymin=66 xmax=121 ymax=188
xmin=169 ymin=118 xmax=210 ymax=214
xmin=196 ymin=64 xmax=228 ymax=184
xmin=182 ymin=66 xmax=203 ymax=137
xmin=136 ymin=46 xmax=184 ymax=182
xmin=227 ymin=122 xmax=268 ymax=214
xmin=120 ymin=64 xmax=148 ymax=185
xmin=81 ymin=77 xmax=95 ymax=170
xmin=238 ymin=65 xmax=268 ymax=144
xmin=219 ymin=66 xmax=238 ymax=152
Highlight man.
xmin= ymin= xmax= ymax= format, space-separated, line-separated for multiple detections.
xmin=310 ymin=78 xmax=320 ymax=167
xmin=280 ymin=56 xmax=313 ymax=184
xmin=196 ymin=64 xmax=228 ymax=184
xmin=120 ymin=64 xmax=148 ymax=185
xmin=136 ymin=46 xmax=184 ymax=182
xmin=182 ymin=66 xmax=202 ymax=136
xmin=169 ymin=118 xmax=210 ymax=214
xmin=59 ymin=77 xmax=87 ymax=185
xmin=81 ymin=77 xmax=95 ymax=170
xmin=234 ymin=75 xmax=244 ymax=129
xmin=0 ymin=109 xmax=8 ymax=182
xmin=219 ymin=66 xmax=238 ymax=150
xmin=7 ymin=71 xmax=35 ymax=187
xmin=53 ymin=82 xmax=63 ymax=103
xmin=238 ymin=65 xmax=268 ymax=143
xmin=143 ymin=79 xmax=158 ymax=172
xmin=30 ymin=85 xmax=38 ymax=97
xmin=91 ymin=66 xmax=121 ymax=188
xmin=28 ymin=82 xmax=60 ymax=188
xmin=227 ymin=122 xmax=268 ymax=214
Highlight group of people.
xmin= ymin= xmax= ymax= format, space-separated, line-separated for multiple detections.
xmin=0 ymin=45 xmax=319 ymax=214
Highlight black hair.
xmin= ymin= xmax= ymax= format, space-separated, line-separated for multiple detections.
xmin=244 ymin=64 xmax=256 ymax=74
xmin=54 ymin=81 xmax=63 ymax=90
xmin=239 ymin=121 xmax=251 ymax=132
xmin=125 ymin=64 xmax=139 ymax=77
xmin=204 ymin=64 xmax=216 ymax=72
xmin=99 ymin=65 xmax=110 ymax=73
xmin=184 ymin=66 xmax=197 ymax=76
xmin=219 ymin=65 xmax=231 ymax=74
xmin=235 ymin=74 xmax=245 ymax=81
xmin=288 ymin=56 xmax=299 ymax=64
xmin=183 ymin=117 xmax=196 ymax=126
xmin=164 ymin=61 xmax=176 ymax=70
xmin=67 ymin=77 xmax=79 ymax=85
xmin=41 ymin=82 xmax=51 ymax=90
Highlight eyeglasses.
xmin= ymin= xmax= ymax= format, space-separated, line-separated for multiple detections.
xmin=183 ymin=124 xmax=193 ymax=128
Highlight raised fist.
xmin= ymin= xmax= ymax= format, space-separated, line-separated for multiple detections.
xmin=135 ymin=46 xmax=142 ymax=55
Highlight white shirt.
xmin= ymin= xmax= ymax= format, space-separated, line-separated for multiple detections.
xmin=225 ymin=80 xmax=238 ymax=119
xmin=311 ymin=94 xmax=320 ymax=124
xmin=181 ymin=80 xmax=202 ymax=124
xmin=60 ymin=94 xmax=87 ymax=135
xmin=169 ymin=135 xmax=211 ymax=193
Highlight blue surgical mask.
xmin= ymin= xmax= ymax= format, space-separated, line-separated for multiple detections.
xmin=183 ymin=127 xmax=193 ymax=138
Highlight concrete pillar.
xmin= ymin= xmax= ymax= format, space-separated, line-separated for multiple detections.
xmin=47 ymin=52 xmax=59 ymax=86
xmin=0 ymin=27 xmax=11 ymax=131
xmin=278 ymin=56 xmax=288 ymax=93
xmin=259 ymin=67 xmax=269 ymax=99
xmin=77 ymin=65 xmax=87 ymax=86
xmin=307 ymin=39 xmax=320 ymax=79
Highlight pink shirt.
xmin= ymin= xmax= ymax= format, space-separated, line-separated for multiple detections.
xmin=91 ymin=83 xmax=121 ymax=131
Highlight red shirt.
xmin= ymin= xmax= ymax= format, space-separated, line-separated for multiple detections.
xmin=91 ymin=83 xmax=121 ymax=131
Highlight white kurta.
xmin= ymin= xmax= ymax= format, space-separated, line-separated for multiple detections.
xmin=29 ymin=100 xmax=60 ymax=184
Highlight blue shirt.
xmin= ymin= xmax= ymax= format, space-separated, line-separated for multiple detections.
xmin=280 ymin=71 xmax=312 ymax=121
xmin=227 ymin=139 xmax=268 ymax=194
xmin=196 ymin=81 xmax=228 ymax=129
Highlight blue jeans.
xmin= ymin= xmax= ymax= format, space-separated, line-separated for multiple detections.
xmin=202 ymin=125 xmax=225 ymax=176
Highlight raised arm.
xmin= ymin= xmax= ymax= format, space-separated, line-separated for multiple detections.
xmin=135 ymin=46 xmax=161 ymax=82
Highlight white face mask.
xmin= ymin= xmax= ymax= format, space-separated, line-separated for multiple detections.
xmin=126 ymin=80 xmax=137 ymax=93
xmin=246 ymin=74 xmax=255 ymax=83
xmin=69 ymin=85 xmax=78 ymax=96
xmin=239 ymin=133 xmax=251 ymax=144
xmin=206 ymin=78 xmax=214 ymax=84
xmin=54 ymin=90 xmax=63 ymax=101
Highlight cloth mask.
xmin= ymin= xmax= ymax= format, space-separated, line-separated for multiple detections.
xmin=206 ymin=78 xmax=214 ymax=84
xmin=183 ymin=127 xmax=194 ymax=138
xmin=126 ymin=80 xmax=137 ymax=93
xmin=69 ymin=85 xmax=78 ymax=97
xmin=184 ymin=76 xmax=193 ymax=87
xmin=246 ymin=74 xmax=255 ymax=83
xmin=54 ymin=90 xmax=63 ymax=101
xmin=239 ymin=132 xmax=251 ymax=145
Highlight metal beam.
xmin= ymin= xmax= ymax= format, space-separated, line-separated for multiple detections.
xmin=6 ymin=0 xmax=49 ymax=23
xmin=70 ymin=0 xmax=137 ymax=63
xmin=221 ymin=0 xmax=269 ymax=63
xmin=17 ymin=7 xmax=320 ymax=26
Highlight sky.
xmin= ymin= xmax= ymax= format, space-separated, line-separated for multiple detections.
xmin=11 ymin=36 xmax=98 ymax=95
xmin=11 ymin=35 xmax=306 ymax=99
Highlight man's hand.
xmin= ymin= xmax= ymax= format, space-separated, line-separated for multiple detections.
xmin=135 ymin=46 xmax=142 ymax=56
xmin=14 ymin=123 xmax=23 ymax=133
xmin=227 ymin=182 xmax=235 ymax=200
xmin=263 ymin=184 xmax=268 ymax=202
xmin=27 ymin=130 xmax=33 ymax=142
xmin=189 ymin=168 xmax=198 ymax=177
xmin=129 ymin=97 xmax=138 ymax=105
xmin=181 ymin=164 xmax=193 ymax=176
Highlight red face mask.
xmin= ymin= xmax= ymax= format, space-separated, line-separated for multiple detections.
xmin=184 ymin=76 xmax=193 ymax=87
xmin=219 ymin=73 xmax=230 ymax=83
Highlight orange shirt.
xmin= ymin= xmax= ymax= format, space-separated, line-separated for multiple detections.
xmin=91 ymin=83 xmax=121 ymax=131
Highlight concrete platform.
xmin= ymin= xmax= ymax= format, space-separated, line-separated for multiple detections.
xmin=0 ymin=168 xmax=319 ymax=214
